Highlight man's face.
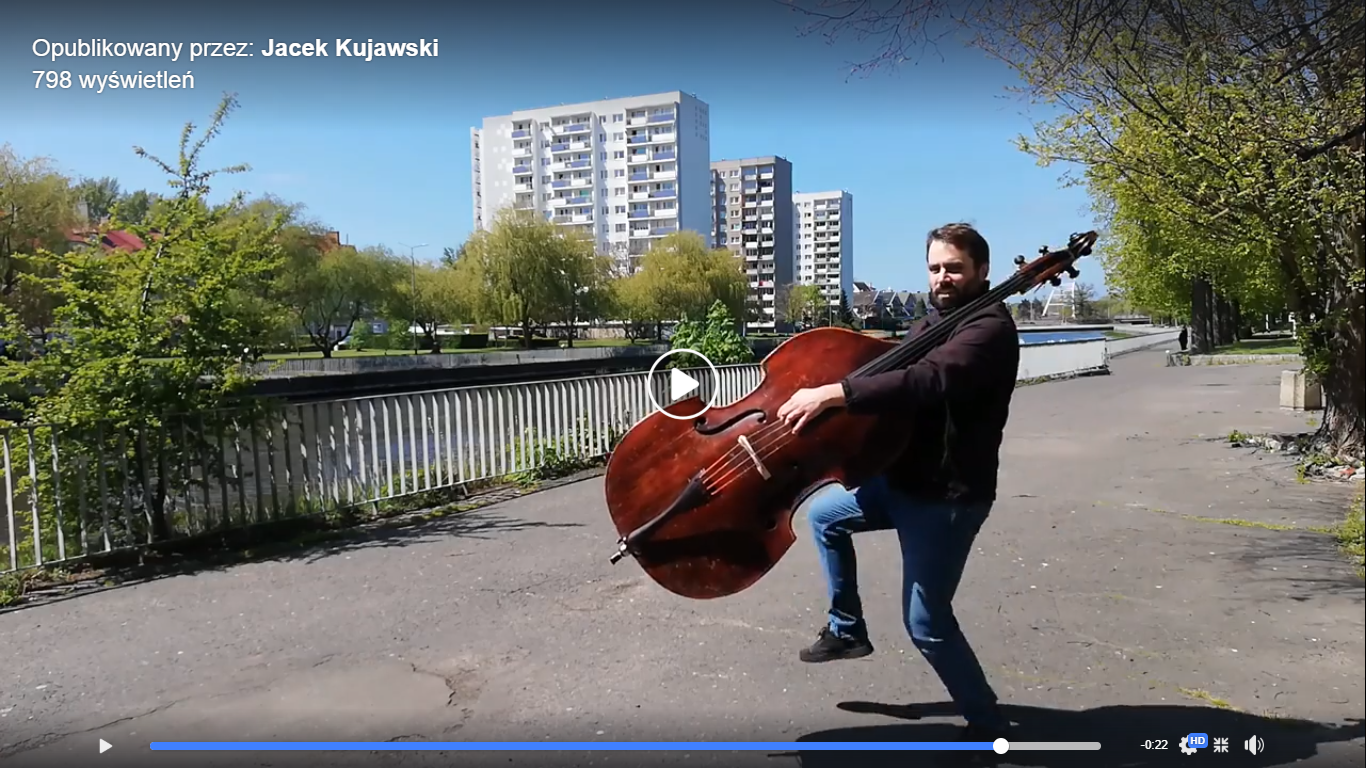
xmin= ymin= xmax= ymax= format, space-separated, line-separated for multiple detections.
xmin=927 ymin=239 xmax=989 ymax=311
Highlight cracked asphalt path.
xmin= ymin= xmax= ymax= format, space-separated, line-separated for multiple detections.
xmin=1 ymin=349 xmax=1362 ymax=768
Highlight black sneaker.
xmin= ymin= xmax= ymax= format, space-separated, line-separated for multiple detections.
xmin=798 ymin=627 xmax=874 ymax=663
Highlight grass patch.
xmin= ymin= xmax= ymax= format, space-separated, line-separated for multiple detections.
xmin=1104 ymin=330 xmax=1140 ymax=339
xmin=1213 ymin=338 xmax=1300 ymax=355
xmin=1335 ymin=485 xmax=1364 ymax=577
xmin=1178 ymin=688 xmax=1239 ymax=710
xmin=1179 ymin=514 xmax=1307 ymax=532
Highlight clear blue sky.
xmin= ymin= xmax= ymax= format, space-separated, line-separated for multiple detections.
xmin=3 ymin=0 xmax=1105 ymax=295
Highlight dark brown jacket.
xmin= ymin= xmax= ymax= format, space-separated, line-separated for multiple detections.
xmin=841 ymin=301 xmax=1019 ymax=502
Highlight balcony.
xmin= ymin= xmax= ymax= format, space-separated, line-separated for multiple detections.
xmin=627 ymin=154 xmax=650 ymax=164
xmin=569 ymin=177 xmax=592 ymax=187
xmin=653 ymin=151 xmax=676 ymax=161
xmin=630 ymin=192 xmax=650 ymax=201
xmin=512 ymin=148 xmax=532 ymax=159
xmin=550 ymin=143 xmax=569 ymax=152
xmin=568 ymin=160 xmax=591 ymax=168
xmin=648 ymin=112 xmax=675 ymax=123
xmin=512 ymin=165 xmax=531 ymax=174
xmin=563 ymin=123 xmax=590 ymax=133
xmin=649 ymin=132 xmax=675 ymax=143
xmin=513 ymin=183 xmax=532 ymax=192
xmin=552 ymin=180 xmax=571 ymax=188
xmin=628 ymin=135 xmax=649 ymax=144
xmin=651 ymin=226 xmax=677 ymax=235
xmin=629 ymin=172 xmax=650 ymax=181
xmin=649 ymin=189 xmax=676 ymax=199
xmin=511 ymin=129 xmax=530 ymax=139
xmin=628 ymin=210 xmax=649 ymax=219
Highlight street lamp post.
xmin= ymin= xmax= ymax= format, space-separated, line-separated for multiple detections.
xmin=399 ymin=242 xmax=428 ymax=353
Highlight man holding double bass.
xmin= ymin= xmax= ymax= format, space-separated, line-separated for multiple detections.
xmin=776 ymin=222 xmax=1019 ymax=743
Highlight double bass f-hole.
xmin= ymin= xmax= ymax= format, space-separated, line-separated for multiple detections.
xmin=692 ymin=408 xmax=766 ymax=436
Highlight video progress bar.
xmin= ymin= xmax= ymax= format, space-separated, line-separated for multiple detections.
xmin=149 ymin=741 xmax=1103 ymax=752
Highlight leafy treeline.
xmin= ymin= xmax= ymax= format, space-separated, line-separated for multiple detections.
xmin=0 ymin=96 xmax=758 ymax=374
xmin=787 ymin=0 xmax=1364 ymax=456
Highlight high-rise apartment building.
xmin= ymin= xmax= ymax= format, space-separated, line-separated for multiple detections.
xmin=470 ymin=91 xmax=712 ymax=274
xmin=710 ymin=157 xmax=795 ymax=332
xmin=793 ymin=190 xmax=854 ymax=313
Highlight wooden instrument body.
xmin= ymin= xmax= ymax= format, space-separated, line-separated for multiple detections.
xmin=602 ymin=327 xmax=913 ymax=599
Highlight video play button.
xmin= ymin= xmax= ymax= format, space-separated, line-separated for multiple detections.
xmin=99 ymin=739 xmax=112 ymax=754
xmin=670 ymin=367 xmax=700 ymax=401
xmin=646 ymin=348 xmax=720 ymax=421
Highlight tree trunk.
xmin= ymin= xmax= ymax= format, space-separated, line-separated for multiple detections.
xmin=1190 ymin=275 xmax=1216 ymax=353
xmin=1212 ymin=293 xmax=1231 ymax=346
xmin=1312 ymin=256 xmax=1366 ymax=458
xmin=1231 ymin=299 xmax=1245 ymax=340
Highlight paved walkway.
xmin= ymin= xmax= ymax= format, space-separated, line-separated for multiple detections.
xmin=1 ymin=349 xmax=1362 ymax=768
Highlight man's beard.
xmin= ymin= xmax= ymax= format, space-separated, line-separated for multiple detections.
xmin=929 ymin=279 xmax=987 ymax=311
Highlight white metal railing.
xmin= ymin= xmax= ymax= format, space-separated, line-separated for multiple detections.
xmin=1 ymin=341 xmax=1107 ymax=575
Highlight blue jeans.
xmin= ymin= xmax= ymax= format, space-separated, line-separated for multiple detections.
xmin=807 ymin=475 xmax=1004 ymax=727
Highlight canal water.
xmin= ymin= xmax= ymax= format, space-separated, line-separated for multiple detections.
xmin=1019 ymin=330 xmax=1106 ymax=345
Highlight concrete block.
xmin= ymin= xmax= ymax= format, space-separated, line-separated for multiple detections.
xmin=1279 ymin=369 xmax=1322 ymax=410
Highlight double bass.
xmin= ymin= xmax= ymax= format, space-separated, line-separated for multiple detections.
xmin=602 ymin=231 xmax=1098 ymax=599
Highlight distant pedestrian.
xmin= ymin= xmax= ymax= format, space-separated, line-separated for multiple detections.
xmin=1178 ymin=325 xmax=1188 ymax=351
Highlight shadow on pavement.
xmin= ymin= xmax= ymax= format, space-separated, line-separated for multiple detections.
xmin=6 ymin=504 xmax=583 ymax=612
xmin=795 ymin=701 xmax=1364 ymax=767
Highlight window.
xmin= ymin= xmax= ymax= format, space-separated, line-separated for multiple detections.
xmin=613 ymin=151 xmax=625 ymax=159
xmin=616 ymin=223 xmax=626 ymax=232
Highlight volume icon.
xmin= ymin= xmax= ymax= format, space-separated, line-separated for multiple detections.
xmin=1244 ymin=735 xmax=1265 ymax=755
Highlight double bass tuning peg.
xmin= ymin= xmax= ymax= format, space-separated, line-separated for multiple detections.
xmin=1049 ymin=276 xmax=1062 ymax=287
xmin=1014 ymin=255 xmax=1027 ymax=267
xmin=1064 ymin=266 xmax=1080 ymax=279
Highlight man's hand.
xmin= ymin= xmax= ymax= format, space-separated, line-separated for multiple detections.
xmin=777 ymin=383 xmax=846 ymax=433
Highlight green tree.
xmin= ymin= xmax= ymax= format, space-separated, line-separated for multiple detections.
xmin=281 ymin=236 xmax=402 ymax=357
xmin=626 ymin=231 xmax=747 ymax=331
xmin=837 ymin=289 xmax=857 ymax=328
xmin=669 ymin=300 xmax=753 ymax=368
xmin=0 ymin=94 xmax=286 ymax=547
xmin=389 ymin=262 xmax=474 ymax=353
xmin=74 ymin=176 xmax=122 ymax=224
xmin=785 ymin=283 xmax=826 ymax=328
xmin=458 ymin=208 xmax=598 ymax=348
xmin=1 ymin=145 xmax=81 ymax=336
xmin=612 ymin=273 xmax=665 ymax=342
xmin=786 ymin=0 xmax=1365 ymax=455
xmin=546 ymin=234 xmax=614 ymax=347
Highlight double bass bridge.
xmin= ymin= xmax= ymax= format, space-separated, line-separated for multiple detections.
xmin=736 ymin=434 xmax=772 ymax=480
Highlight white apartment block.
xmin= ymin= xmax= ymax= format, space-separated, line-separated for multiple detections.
xmin=470 ymin=91 xmax=712 ymax=274
xmin=710 ymin=156 xmax=795 ymax=332
xmin=793 ymin=190 xmax=854 ymax=310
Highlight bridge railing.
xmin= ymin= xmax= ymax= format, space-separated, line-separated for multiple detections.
xmin=1 ymin=339 xmax=1107 ymax=576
